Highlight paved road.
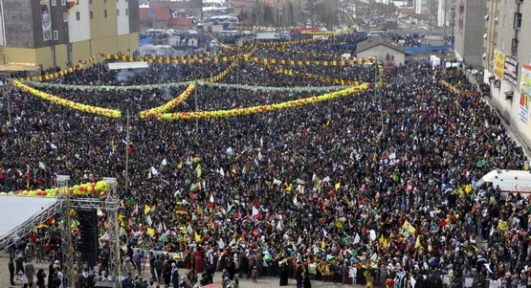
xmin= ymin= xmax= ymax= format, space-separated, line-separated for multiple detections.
xmin=0 ymin=252 xmax=360 ymax=288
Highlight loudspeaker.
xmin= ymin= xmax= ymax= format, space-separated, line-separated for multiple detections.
xmin=76 ymin=209 xmax=98 ymax=268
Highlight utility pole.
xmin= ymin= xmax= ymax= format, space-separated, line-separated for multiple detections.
xmin=195 ymin=79 xmax=198 ymax=133
xmin=443 ymin=0 xmax=448 ymax=40
xmin=125 ymin=111 xmax=130 ymax=195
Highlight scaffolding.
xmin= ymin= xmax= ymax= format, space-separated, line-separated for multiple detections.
xmin=57 ymin=176 xmax=121 ymax=288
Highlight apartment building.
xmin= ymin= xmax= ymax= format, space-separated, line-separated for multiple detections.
xmin=0 ymin=0 xmax=139 ymax=69
xmin=453 ymin=0 xmax=486 ymax=67
xmin=483 ymin=0 xmax=531 ymax=150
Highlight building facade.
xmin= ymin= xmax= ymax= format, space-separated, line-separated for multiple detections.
xmin=0 ymin=0 xmax=139 ymax=69
xmin=453 ymin=0 xmax=486 ymax=67
xmin=483 ymin=0 xmax=531 ymax=150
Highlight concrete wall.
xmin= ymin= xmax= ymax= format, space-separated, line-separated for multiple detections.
xmin=3 ymin=0 xmax=34 ymax=48
xmin=128 ymin=0 xmax=140 ymax=34
xmin=454 ymin=0 xmax=486 ymax=67
xmin=116 ymin=0 xmax=130 ymax=35
xmin=484 ymin=0 xmax=531 ymax=151
xmin=68 ymin=0 xmax=91 ymax=42
xmin=71 ymin=40 xmax=92 ymax=64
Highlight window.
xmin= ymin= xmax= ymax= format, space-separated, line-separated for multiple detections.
xmin=503 ymin=15 xmax=506 ymax=27
xmin=104 ymin=9 xmax=107 ymax=18
xmin=116 ymin=9 xmax=119 ymax=16
xmin=76 ymin=11 xmax=80 ymax=21
xmin=89 ymin=0 xmax=92 ymax=3
xmin=61 ymin=0 xmax=66 ymax=6
xmin=90 ymin=11 xmax=93 ymax=19
xmin=514 ymin=13 xmax=522 ymax=30
xmin=512 ymin=38 xmax=519 ymax=56
xmin=126 ymin=8 xmax=129 ymax=16
xmin=53 ymin=30 xmax=59 ymax=40
xmin=63 ymin=12 xmax=68 ymax=22
xmin=51 ymin=0 xmax=57 ymax=6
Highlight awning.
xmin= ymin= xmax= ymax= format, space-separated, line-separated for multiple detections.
xmin=107 ymin=62 xmax=149 ymax=70
xmin=0 ymin=63 xmax=41 ymax=73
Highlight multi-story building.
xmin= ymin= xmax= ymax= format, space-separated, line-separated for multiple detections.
xmin=453 ymin=0 xmax=486 ymax=67
xmin=483 ymin=0 xmax=531 ymax=150
xmin=0 ymin=0 xmax=139 ymax=69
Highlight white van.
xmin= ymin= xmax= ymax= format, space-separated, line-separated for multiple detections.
xmin=473 ymin=169 xmax=531 ymax=196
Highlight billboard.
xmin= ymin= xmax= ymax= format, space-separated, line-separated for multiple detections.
xmin=519 ymin=64 xmax=531 ymax=124
xmin=40 ymin=0 xmax=53 ymax=41
xmin=494 ymin=50 xmax=505 ymax=79
xmin=504 ymin=56 xmax=519 ymax=87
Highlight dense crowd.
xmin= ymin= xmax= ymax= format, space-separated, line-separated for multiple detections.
xmin=2 ymin=34 xmax=530 ymax=288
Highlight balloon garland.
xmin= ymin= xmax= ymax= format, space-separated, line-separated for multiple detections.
xmin=157 ymin=83 xmax=369 ymax=121
xmin=26 ymin=80 xmax=350 ymax=93
xmin=13 ymin=81 xmax=122 ymax=118
xmin=140 ymin=84 xmax=195 ymax=118
xmin=0 ymin=181 xmax=109 ymax=198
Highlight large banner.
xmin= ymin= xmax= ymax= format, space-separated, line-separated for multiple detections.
xmin=40 ymin=0 xmax=52 ymax=41
xmin=494 ymin=50 xmax=505 ymax=79
xmin=519 ymin=64 xmax=531 ymax=124
xmin=504 ymin=56 xmax=519 ymax=87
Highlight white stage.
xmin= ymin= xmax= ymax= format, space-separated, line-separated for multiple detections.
xmin=0 ymin=196 xmax=58 ymax=238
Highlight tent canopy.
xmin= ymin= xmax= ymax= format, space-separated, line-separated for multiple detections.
xmin=107 ymin=62 xmax=149 ymax=70
xmin=0 ymin=63 xmax=41 ymax=73
xmin=0 ymin=196 xmax=58 ymax=238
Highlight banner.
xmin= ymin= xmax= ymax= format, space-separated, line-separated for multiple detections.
xmin=519 ymin=64 xmax=531 ymax=124
xmin=520 ymin=64 xmax=531 ymax=97
xmin=494 ymin=50 xmax=505 ymax=79
xmin=504 ymin=56 xmax=519 ymax=87
xmin=40 ymin=0 xmax=52 ymax=41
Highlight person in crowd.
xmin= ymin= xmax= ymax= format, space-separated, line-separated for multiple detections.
xmin=3 ymin=33 xmax=530 ymax=288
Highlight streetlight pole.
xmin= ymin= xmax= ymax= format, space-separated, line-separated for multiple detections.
xmin=124 ymin=111 xmax=130 ymax=195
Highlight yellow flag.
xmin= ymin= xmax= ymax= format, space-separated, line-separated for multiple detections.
xmin=335 ymin=183 xmax=341 ymax=190
xmin=321 ymin=239 xmax=326 ymax=249
xmin=465 ymin=185 xmax=473 ymax=194
xmin=498 ymin=221 xmax=508 ymax=231
xmin=195 ymin=234 xmax=201 ymax=242
xmin=402 ymin=220 xmax=416 ymax=234
xmin=146 ymin=227 xmax=155 ymax=236
xmin=144 ymin=204 xmax=151 ymax=215
xmin=195 ymin=164 xmax=202 ymax=178
xmin=415 ymin=236 xmax=421 ymax=248
xmin=177 ymin=161 xmax=183 ymax=169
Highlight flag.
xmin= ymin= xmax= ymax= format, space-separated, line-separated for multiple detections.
xmin=146 ymin=227 xmax=155 ymax=236
xmin=144 ymin=204 xmax=151 ymax=215
xmin=38 ymin=162 xmax=46 ymax=170
xmin=353 ymin=233 xmax=360 ymax=244
xmin=335 ymin=219 xmax=345 ymax=230
xmin=177 ymin=161 xmax=183 ymax=169
xmin=145 ymin=215 xmax=153 ymax=226
xmin=150 ymin=166 xmax=158 ymax=176
xmin=402 ymin=220 xmax=416 ymax=234
xmin=334 ymin=182 xmax=341 ymax=190
xmin=195 ymin=205 xmax=203 ymax=216
xmin=379 ymin=234 xmax=388 ymax=247
xmin=131 ymin=204 xmax=138 ymax=216
xmin=195 ymin=164 xmax=202 ymax=178
xmin=111 ymin=140 xmax=115 ymax=153
xmin=415 ymin=236 xmax=421 ymax=249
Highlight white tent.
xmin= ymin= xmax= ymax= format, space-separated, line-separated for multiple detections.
xmin=107 ymin=62 xmax=149 ymax=70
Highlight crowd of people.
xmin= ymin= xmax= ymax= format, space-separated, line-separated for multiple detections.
xmin=2 ymin=33 xmax=530 ymax=288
